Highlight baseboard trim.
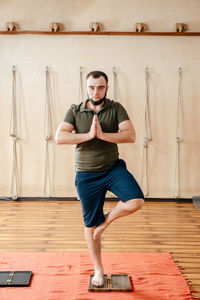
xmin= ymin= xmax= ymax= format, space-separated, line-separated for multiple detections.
xmin=0 ymin=196 xmax=193 ymax=202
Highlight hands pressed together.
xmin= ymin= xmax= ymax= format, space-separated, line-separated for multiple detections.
xmin=89 ymin=114 xmax=104 ymax=140
xmin=56 ymin=114 xmax=134 ymax=145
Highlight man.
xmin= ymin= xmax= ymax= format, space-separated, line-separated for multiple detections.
xmin=55 ymin=71 xmax=144 ymax=287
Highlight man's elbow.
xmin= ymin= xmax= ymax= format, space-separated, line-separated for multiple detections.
xmin=55 ymin=133 xmax=62 ymax=144
xmin=55 ymin=139 xmax=61 ymax=145
xmin=130 ymin=132 xmax=136 ymax=143
xmin=55 ymin=138 xmax=60 ymax=145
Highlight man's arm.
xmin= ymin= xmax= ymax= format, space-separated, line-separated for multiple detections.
xmin=96 ymin=117 xmax=136 ymax=144
xmin=55 ymin=119 xmax=96 ymax=145
xmin=55 ymin=115 xmax=135 ymax=145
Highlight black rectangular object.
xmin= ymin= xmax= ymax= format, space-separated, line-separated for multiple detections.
xmin=0 ymin=271 xmax=32 ymax=287
xmin=111 ymin=274 xmax=132 ymax=291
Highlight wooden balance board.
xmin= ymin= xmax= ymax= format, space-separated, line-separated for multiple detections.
xmin=88 ymin=274 xmax=132 ymax=292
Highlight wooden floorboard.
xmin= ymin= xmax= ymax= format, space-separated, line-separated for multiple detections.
xmin=0 ymin=200 xmax=199 ymax=297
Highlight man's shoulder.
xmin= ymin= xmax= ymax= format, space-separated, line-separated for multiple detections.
xmin=106 ymin=99 xmax=124 ymax=109
xmin=67 ymin=101 xmax=85 ymax=113
xmin=105 ymin=98 xmax=118 ymax=106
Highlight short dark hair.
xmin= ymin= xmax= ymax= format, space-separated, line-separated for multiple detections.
xmin=86 ymin=70 xmax=108 ymax=83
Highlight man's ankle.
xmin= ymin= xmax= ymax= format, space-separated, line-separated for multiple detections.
xmin=94 ymin=268 xmax=103 ymax=275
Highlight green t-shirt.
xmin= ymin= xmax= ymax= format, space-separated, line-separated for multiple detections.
xmin=63 ymin=98 xmax=130 ymax=172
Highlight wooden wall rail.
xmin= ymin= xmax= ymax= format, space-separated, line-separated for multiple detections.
xmin=1 ymin=31 xmax=200 ymax=36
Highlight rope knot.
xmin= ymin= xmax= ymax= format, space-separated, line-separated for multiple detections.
xmin=10 ymin=134 xmax=18 ymax=142
xmin=45 ymin=135 xmax=52 ymax=142
xmin=143 ymin=137 xmax=151 ymax=147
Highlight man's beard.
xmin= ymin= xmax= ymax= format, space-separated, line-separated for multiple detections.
xmin=88 ymin=92 xmax=107 ymax=106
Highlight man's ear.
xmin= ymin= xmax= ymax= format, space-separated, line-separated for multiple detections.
xmin=106 ymin=85 xmax=109 ymax=92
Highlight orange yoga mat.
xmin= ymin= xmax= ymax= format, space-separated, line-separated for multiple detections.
xmin=0 ymin=252 xmax=193 ymax=300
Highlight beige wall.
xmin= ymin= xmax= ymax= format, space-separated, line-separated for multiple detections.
xmin=0 ymin=0 xmax=200 ymax=198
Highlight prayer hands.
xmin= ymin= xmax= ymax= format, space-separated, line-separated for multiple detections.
xmin=89 ymin=115 xmax=103 ymax=140
xmin=96 ymin=115 xmax=103 ymax=139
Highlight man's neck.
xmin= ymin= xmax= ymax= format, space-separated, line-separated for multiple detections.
xmin=87 ymin=100 xmax=104 ymax=112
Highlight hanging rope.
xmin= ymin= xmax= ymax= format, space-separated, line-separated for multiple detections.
xmin=78 ymin=66 xmax=83 ymax=103
xmin=75 ymin=66 xmax=84 ymax=201
xmin=10 ymin=65 xmax=19 ymax=200
xmin=44 ymin=66 xmax=53 ymax=197
xmin=174 ymin=67 xmax=183 ymax=198
xmin=112 ymin=67 xmax=116 ymax=100
xmin=141 ymin=67 xmax=152 ymax=197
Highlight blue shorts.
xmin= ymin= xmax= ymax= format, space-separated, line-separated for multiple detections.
xmin=75 ymin=159 xmax=144 ymax=227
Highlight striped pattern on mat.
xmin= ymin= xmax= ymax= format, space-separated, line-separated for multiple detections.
xmin=0 ymin=252 xmax=193 ymax=300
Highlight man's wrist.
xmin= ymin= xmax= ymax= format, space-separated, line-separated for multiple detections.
xmin=97 ymin=131 xmax=105 ymax=140
xmin=87 ymin=131 xmax=95 ymax=141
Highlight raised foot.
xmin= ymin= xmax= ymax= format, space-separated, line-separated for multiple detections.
xmin=93 ymin=213 xmax=109 ymax=240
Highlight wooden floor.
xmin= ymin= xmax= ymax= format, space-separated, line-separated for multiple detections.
xmin=0 ymin=200 xmax=199 ymax=298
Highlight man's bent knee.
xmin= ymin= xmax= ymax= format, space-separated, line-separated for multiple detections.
xmin=85 ymin=226 xmax=95 ymax=231
xmin=85 ymin=226 xmax=95 ymax=236
xmin=124 ymin=198 xmax=144 ymax=212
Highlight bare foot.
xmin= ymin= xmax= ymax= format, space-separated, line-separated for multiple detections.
xmin=93 ymin=213 xmax=109 ymax=240
xmin=91 ymin=270 xmax=104 ymax=286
